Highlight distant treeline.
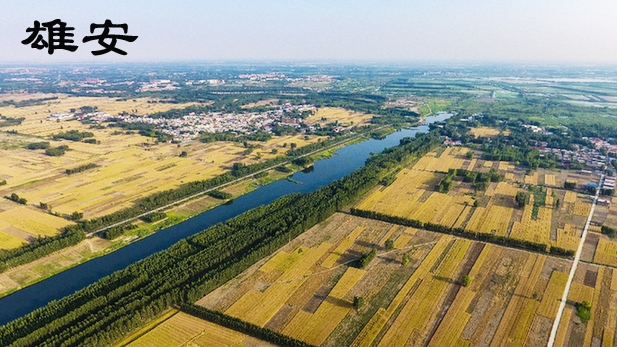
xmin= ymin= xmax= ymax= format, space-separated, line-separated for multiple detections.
xmin=25 ymin=142 xmax=50 ymax=150
xmin=349 ymin=208 xmax=575 ymax=258
xmin=0 ymin=117 xmax=25 ymax=127
xmin=100 ymin=223 xmax=137 ymax=240
xmin=65 ymin=163 xmax=99 ymax=175
xmin=206 ymin=190 xmax=233 ymax=200
xmin=0 ymin=128 xmax=441 ymax=347
xmin=1 ymin=97 xmax=58 ymax=108
xmin=140 ymin=212 xmax=167 ymax=223
xmin=45 ymin=145 xmax=69 ymax=157
xmin=52 ymin=130 xmax=94 ymax=142
xmin=199 ymin=131 xmax=272 ymax=143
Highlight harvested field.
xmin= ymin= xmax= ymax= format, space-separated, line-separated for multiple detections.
xmin=118 ymin=310 xmax=276 ymax=347
xmin=555 ymin=263 xmax=617 ymax=347
xmin=196 ymin=212 xmax=571 ymax=347
xmin=469 ymin=127 xmax=503 ymax=138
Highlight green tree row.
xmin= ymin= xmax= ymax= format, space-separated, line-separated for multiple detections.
xmin=65 ymin=163 xmax=99 ymax=175
xmin=0 ymin=230 xmax=85 ymax=273
xmin=349 ymin=208 xmax=575 ymax=258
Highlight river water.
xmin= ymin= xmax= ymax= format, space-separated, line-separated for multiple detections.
xmin=0 ymin=112 xmax=452 ymax=326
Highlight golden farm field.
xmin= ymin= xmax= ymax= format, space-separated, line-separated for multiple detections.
xmin=0 ymin=199 xmax=73 ymax=249
xmin=195 ymin=212 xmax=572 ymax=347
xmin=468 ymin=127 xmax=509 ymax=138
xmin=553 ymin=263 xmax=617 ymax=347
xmin=305 ymin=107 xmax=374 ymax=127
xmin=355 ymin=146 xmax=595 ymax=253
xmin=118 ymin=310 xmax=276 ymax=347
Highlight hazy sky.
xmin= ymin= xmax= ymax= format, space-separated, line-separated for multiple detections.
xmin=1 ymin=0 xmax=617 ymax=63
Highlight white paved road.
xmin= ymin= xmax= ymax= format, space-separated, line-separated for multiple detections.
xmin=546 ymin=174 xmax=603 ymax=347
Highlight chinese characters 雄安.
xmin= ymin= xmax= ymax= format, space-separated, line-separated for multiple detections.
xmin=22 ymin=19 xmax=138 ymax=56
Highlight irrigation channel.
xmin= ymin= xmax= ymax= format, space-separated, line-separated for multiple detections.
xmin=0 ymin=112 xmax=452 ymax=326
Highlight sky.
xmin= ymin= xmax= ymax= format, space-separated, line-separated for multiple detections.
xmin=1 ymin=0 xmax=617 ymax=64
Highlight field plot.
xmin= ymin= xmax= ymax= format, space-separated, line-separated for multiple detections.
xmin=469 ymin=127 xmax=505 ymax=138
xmin=304 ymin=107 xmax=374 ymax=127
xmin=553 ymin=263 xmax=617 ymax=347
xmin=356 ymin=147 xmax=596 ymax=253
xmin=0 ymin=199 xmax=73 ymax=249
xmin=118 ymin=310 xmax=276 ymax=347
xmin=196 ymin=212 xmax=571 ymax=347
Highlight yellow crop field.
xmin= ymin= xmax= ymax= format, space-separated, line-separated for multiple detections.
xmin=427 ymin=288 xmax=475 ymax=347
xmin=553 ymin=307 xmax=573 ymax=347
xmin=555 ymin=224 xmax=581 ymax=251
xmin=469 ymin=127 xmax=502 ymax=138
xmin=466 ymin=202 xmax=513 ymax=236
xmin=537 ymin=271 xmax=569 ymax=319
xmin=525 ymin=172 xmax=538 ymax=185
xmin=121 ymin=311 xmax=272 ymax=347
xmin=305 ymin=107 xmax=374 ymax=127
xmin=0 ymin=231 xmax=27 ymax=249
xmin=225 ymin=242 xmax=332 ymax=326
xmin=413 ymin=147 xmax=466 ymax=171
xmin=510 ymin=196 xmax=552 ymax=246
xmin=564 ymin=191 xmax=577 ymax=204
xmin=0 ymin=96 xmax=198 ymax=137
xmin=0 ymin=205 xmax=72 ymax=241
xmin=356 ymin=167 xmax=474 ymax=227
xmin=322 ymin=226 xmax=365 ymax=268
xmin=467 ymin=158 xmax=477 ymax=170
xmin=573 ymin=201 xmax=591 ymax=216
xmin=545 ymin=174 xmax=557 ymax=186
xmin=196 ymin=207 xmax=574 ymax=347
xmin=283 ymin=267 xmax=366 ymax=345
xmin=483 ymin=161 xmax=494 ymax=168
xmin=594 ymin=238 xmax=617 ymax=267
xmin=557 ymin=266 xmax=611 ymax=347
xmin=546 ymin=188 xmax=554 ymax=206
xmin=489 ymin=255 xmax=546 ymax=346
xmin=505 ymin=172 xmax=514 ymax=180
xmin=259 ymin=247 xmax=306 ymax=273
xmin=0 ymin=115 xmax=335 ymax=221
xmin=567 ymin=282 xmax=594 ymax=304
xmin=2 ymin=98 xmax=362 ymax=233
xmin=377 ymin=239 xmax=470 ymax=347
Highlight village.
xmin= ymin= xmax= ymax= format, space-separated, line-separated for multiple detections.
xmin=56 ymin=103 xmax=351 ymax=142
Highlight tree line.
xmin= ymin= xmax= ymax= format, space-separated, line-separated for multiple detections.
xmin=52 ymin=130 xmax=94 ymax=142
xmin=65 ymin=163 xmax=99 ymax=175
xmin=0 ymin=230 xmax=85 ymax=273
xmin=349 ymin=208 xmax=575 ymax=258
